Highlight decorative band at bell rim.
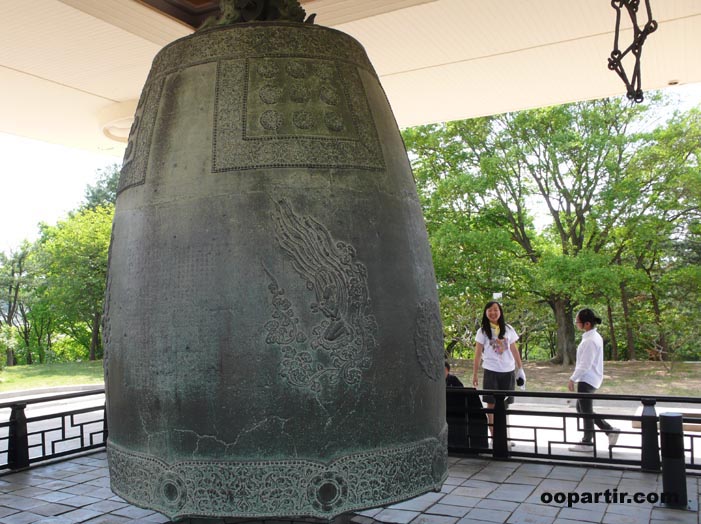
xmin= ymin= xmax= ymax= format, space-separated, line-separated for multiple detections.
xmin=103 ymin=2 xmax=447 ymax=520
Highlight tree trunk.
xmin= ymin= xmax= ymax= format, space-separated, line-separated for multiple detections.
xmin=619 ymin=282 xmax=636 ymax=360
xmin=650 ymin=291 xmax=669 ymax=361
xmin=6 ymin=349 xmax=14 ymax=367
xmin=606 ymin=301 xmax=618 ymax=361
xmin=549 ymin=297 xmax=576 ymax=365
xmin=89 ymin=312 xmax=101 ymax=361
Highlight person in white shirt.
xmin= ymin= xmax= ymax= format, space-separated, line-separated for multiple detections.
xmin=568 ymin=308 xmax=620 ymax=452
xmin=472 ymin=301 xmax=526 ymax=439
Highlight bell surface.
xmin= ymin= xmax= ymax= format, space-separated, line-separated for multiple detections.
xmin=104 ymin=18 xmax=447 ymax=522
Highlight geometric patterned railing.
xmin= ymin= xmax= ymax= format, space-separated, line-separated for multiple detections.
xmin=0 ymin=389 xmax=106 ymax=471
xmin=1 ymin=387 xmax=700 ymax=475
xmin=447 ymin=388 xmax=701 ymax=472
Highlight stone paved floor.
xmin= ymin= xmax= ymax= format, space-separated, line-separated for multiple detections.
xmin=0 ymin=452 xmax=698 ymax=524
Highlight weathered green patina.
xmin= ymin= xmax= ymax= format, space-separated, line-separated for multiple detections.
xmin=105 ymin=14 xmax=447 ymax=522
xmin=200 ymin=0 xmax=315 ymax=29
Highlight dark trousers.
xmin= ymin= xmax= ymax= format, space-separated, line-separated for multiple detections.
xmin=576 ymin=381 xmax=614 ymax=443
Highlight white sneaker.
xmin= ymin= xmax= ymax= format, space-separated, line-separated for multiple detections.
xmin=607 ymin=429 xmax=620 ymax=447
xmin=569 ymin=443 xmax=593 ymax=452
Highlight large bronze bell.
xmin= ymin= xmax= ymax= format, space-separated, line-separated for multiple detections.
xmin=104 ymin=2 xmax=447 ymax=520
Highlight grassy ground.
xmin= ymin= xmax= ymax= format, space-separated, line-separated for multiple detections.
xmin=449 ymin=360 xmax=701 ymax=398
xmin=0 ymin=360 xmax=104 ymax=392
xmin=0 ymin=359 xmax=699 ymax=397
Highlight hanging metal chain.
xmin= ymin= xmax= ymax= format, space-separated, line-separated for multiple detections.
xmin=608 ymin=0 xmax=658 ymax=103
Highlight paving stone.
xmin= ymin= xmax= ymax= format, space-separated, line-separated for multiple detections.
xmin=29 ymin=504 xmax=73 ymax=517
xmin=31 ymin=494 xmax=73 ymax=505
xmin=506 ymin=513 xmax=555 ymax=524
xmin=31 ymin=518 xmax=73 ymax=524
xmin=54 ymin=497 xmax=100 ymax=510
xmin=425 ymin=504 xmax=471 ymax=518
xmin=463 ymin=507 xmax=511 ymax=523
xmin=53 ymin=489 xmax=87 ymax=499
xmin=557 ymin=507 xmax=605 ymax=523
xmin=471 ymin=470 xmax=512 ymax=484
xmin=649 ymin=507 xmax=698 ymax=524
xmin=604 ymin=504 xmax=652 ymax=519
xmin=81 ymin=515 xmax=131 ymax=524
xmin=510 ymin=503 xmax=559 ymax=518
xmin=531 ymin=480 xmax=579 ymax=496
xmin=33 ymin=483 xmax=73 ymax=493
xmin=9 ymin=491 xmax=51 ymax=500
xmin=522 ymin=492 xmax=567 ymax=509
xmin=81 ymin=500 xmax=128 ymax=514
xmin=0 ymin=512 xmax=44 ymax=524
xmin=503 ymin=476 xmax=543 ymax=487
xmin=514 ymin=464 xmax=553 ymax=478
xmin=141 ymin=513 xmax=172 ymax=523
xmin=356 ymin=507 xmax=383 ymax=518
xmin=389 ymin=492 xmax=444 ymax=512
xmin=81 ymin=479 xmax=108 ymax=490
xmin=439 ymin=495 xmax=481 ymax=508
xmin=449 ymin=468 xmax=479 ymax=480
xmin=54 ymin=507 xmax=101 ymax=523
xmin=374 ymin=509 xmax=420 ymax=524
xmin=0 ymin=495 xmax=46 ymax=512
xmin=411 ymin=515 xmax=458 ymax=524
xmin=475 ymin=499 xmax=519 ymax=513
xmin=0 ymin=509 xmax=18 ymax=519
xmin=456 ymin=481 xmax=500 ymax=498
xmin=487 ymin=484 xmax=535 ymax=503
xmin=59 ymin=476 xmax=97 ymax=486
xmin=548 ymin=467 xmax=586 ymax=482
xmin=110 ymin=506 xmax=157 ymax=520
xmin=601 ymin=512 xmax=641 ymax=524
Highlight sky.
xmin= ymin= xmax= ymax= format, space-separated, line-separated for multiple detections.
xmin=1 ymin=133 xmax=118 ymax=254
xmin=1 ymin=84 xmax=700 ymax=255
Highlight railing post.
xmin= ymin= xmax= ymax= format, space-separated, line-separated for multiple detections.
xmin=640 ymin=398 xmax=660 ymax=472
xmin=660 ymin=413 xmax=689 ymax=509
xmin=103 ymin=400 xmax=109 ymax=442
xmin=8 ymin=403 xmax=30 ymax=470
xmin=492 ymin=393 xmax=509 ymax=458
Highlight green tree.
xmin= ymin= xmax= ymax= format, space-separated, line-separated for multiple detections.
xmin=82 ymin=164 xmax=120 ymax=209
xmin=403 ymin=96 xmax=701 ymax=364
xmin=0 ymin=246 xmax=30 ymax=366
xmin=35 ymin=205 xmax=114 ymax=360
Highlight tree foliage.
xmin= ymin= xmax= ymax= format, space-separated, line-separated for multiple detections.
xmin=403 ymin=97 xmax=701 ymax=363
xmin=34 ymin=206 xmax=114 ymax=361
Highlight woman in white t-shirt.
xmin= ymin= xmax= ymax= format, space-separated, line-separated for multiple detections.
xmin=472 ymin=301 xmax=526 ymax=437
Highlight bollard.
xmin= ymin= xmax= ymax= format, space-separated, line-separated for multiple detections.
xmin=659 ymin=413 xmax=688 ymax=509
xmin=640 ymin=398 xmax=661 ymax=472
xmin=8 ymin=403 xmax=29 ymax=470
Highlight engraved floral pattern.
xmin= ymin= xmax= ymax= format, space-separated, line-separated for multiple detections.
xmin=260 ymin=110 xmax=283 ymax=130
xmin=107 ymin=428 xmax=447 ymax=521
xmin=414 ymin=300 xmax=445 ymax=381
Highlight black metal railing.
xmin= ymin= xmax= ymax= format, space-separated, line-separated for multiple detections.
xmin=0 ymin=389 xmax=106 ymax=471
xmin=447 ymin=388 xmax=701 ymax=472
xmin=1 ymin=386 xmax=699 ymax=475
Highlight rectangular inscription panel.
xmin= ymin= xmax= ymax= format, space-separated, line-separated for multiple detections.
xmin=213 ymin=57 xmax=384 ymax=172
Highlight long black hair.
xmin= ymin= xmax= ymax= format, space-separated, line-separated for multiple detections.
xmin=576 ymin=308 xmax=602 ymax=327
xmin=481 ymin=301 xmax=506 ymax=340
